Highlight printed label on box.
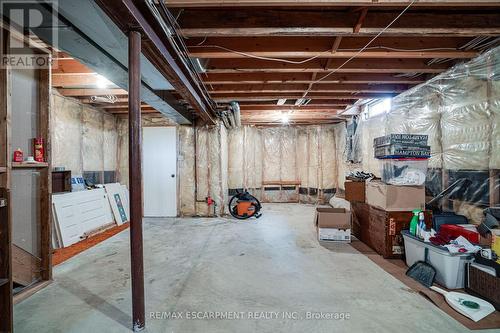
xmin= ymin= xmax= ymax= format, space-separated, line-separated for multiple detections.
xmin=392 ymin=246 xmax=404 ymax=254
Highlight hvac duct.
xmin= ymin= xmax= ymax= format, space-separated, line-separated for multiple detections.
xmin=230 ymin=101 xmax=242 ymax=128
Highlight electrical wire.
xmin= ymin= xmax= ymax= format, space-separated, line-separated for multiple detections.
xmin=148 ymin=0 xmax=219 ymax=110
xmin=189 ymin=44 xmax=461 ymax=65
xmin=302 ymin=0 xmax=417 ymax=98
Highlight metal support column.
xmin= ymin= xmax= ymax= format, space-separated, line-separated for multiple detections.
xmin=128 ymin=30 xmax=145 ymax=332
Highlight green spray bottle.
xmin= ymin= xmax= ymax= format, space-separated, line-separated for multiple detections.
xmin=409 ymin=209 xmax=422 ymax=236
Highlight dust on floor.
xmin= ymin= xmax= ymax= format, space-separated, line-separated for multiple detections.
xmin=14 ymin=204 xmax=480 ymax=333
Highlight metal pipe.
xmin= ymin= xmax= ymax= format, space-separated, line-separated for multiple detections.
xmin=128 ymin=30 xmax=145 ymax=332
xmin=230 ymin=101 xmax=241 ymax=127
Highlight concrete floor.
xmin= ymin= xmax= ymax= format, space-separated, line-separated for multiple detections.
xmin=15 ymin=204 xmax=481 ymax=333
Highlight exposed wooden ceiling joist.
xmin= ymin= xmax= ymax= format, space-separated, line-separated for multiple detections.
xmin=240 ymin=104 xmax=350 ymax=110
xmin=187 ymin=36 xmax=475 ymax=53
xmin=204 ymin=58 xmax=448 ymax=73
xmin=57 ymin=88 xmax=128 ymax=97
xmin=166 ymin=1 xmax=500 ymax=7
xmin=52 ymin=73 xmax=118 ymax=88
xmin=202 ymin=72 xmax=426 ymax=84
xmin=96 ymin=0 xmax=216 ymax=123
xmin=190 ymin=49 xmax=477 ymax=59
xmin=177 ymin=9 xmax=500 ymax=37
xmin=213 ymin=93 xmax=394 ymax=102
xmin=208 ymin=83 xmax=410 ymax=93
xmin=168 ymin=2 xmax=500 ymax=125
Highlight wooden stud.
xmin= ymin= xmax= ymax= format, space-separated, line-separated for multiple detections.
xmin=353 ymin=8 xmax=368 ymax=33
xmin=38 ymin=67 xmax=52 ymax=281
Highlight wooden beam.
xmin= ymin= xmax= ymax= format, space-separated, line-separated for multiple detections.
xmin=56 ymin=88 xmax=128 ymax=97
xmin=209 ymin=83 xmax=409 ymax=93
xmin=128 ymin=31 xmax=145 ymax=332
xmin=166 ymin=1 xmax=500 ymax=7
xmin=353 ymin=8 xmax=368 ymax=33
xmin=202 ymin=72 xmax=426 ymax=84
xmin=240 ymin=104 xmax=350 ymax=110
xmin=186 ymin=36 xmax=475 ymax=53
xmin=80 ymin=97 xmax=130 ymax=104
xmin=213 ymin=92 xmax=393 ymax=102
xmin=189 ymin=49 xmax=477 ymax=59
xmin=241 ymin=108 xmax=346 ymax=114
xmin=102 ymin=103 xmax=149 ymax=109
xmin=331 ymin=36 xmax=343 ymax=53
xmin=51 ymin=73 xmax=119 ymax=88
xmin=0 ymin=189 xmax=12 ymax=333
xmin=177 ymin=9 xmax=500 ymax=37
xmin=52 ymin=59 xmax=93 ymax=74
xmin=205 ymin=58 xmax=448 ymax=73
xmin=38 ymin=68 xmax=52 ymax=282
xmin=107 ymin=109 xmax=160 ymax=114
xmin=96 ymin=0 xmax=215 ymax=123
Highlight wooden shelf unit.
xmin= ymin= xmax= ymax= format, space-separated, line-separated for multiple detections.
xmin=11 ymin=162 xmax=49 ymax=168
xmin=0 ymin=29 xmax=52 ymax=333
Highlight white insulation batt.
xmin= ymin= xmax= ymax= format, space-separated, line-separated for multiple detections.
xmin=349 ymin=46 xmax=500 ymax=223
xmin=118 ymin=119 xmax=228 ymax=217
xmin=52 ymin=93 xmax=118 ymax=176
xmin=227 ymin=125 xmax=339 ymax=203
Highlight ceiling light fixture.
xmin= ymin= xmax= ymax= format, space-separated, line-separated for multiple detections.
xmin=277 ymin=98 xmax=287 ymax=106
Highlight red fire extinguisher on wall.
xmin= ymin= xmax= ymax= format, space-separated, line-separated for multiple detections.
xmin=34 ymin=137 xmax=44 ymax=162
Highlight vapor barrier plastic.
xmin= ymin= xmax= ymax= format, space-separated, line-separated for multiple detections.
xmin=349 ymin=46 xmax=500 ymax=223
xmin=178 ymin=126 xmax=196 ymax=216
xmin=52 ymin=94 xmax=83 ymax=174
xmin=227 ymin=125 xmax=339 ymax=204
xmin=52 ymin=93 xmax=119 ymax=177
xmin=190 ymin=123 xmax=227 ymax=216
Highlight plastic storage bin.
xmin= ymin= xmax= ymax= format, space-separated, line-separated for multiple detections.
xmin=402 ymin=231 xmax=472 ymax=289
xmin=381 ymin=158 xmax=428 ymax=186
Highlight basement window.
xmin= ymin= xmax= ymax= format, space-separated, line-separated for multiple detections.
xmin=366 ymin=98 xmax=392 ymax=119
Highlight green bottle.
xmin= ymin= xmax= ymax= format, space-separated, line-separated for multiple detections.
xmin=410 ymin=209 xmax=422 ymax=236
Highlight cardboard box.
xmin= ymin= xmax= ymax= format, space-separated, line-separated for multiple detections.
xmin=374 ymin=144 xmax=431 ymax=159
xmin=318 ymin=228 xmax=351 ymax=242
xmin=315 ymin=207 xmax=351 ymax=228
xmin=315 ymin=208 xmax=351 ymax=242
xmin=365 ymin=180 xmax=425 ymax=211
xmin=344 ymin=181 xmax=365 ymax=203
xmin=373 ymin=134 xmax=428 ymax=147
xmin=351 ymin=203 xmax=432 ymax=258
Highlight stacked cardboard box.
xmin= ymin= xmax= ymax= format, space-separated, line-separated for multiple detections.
xmin=373 ymin=134 xmax=430 ymax=159
xmin=315 ymin=208 xmax=351 ymax=243
xmin=374 ymin=134 xmax=430 ymax=186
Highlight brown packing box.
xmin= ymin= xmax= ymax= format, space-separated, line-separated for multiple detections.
xmin=344 ymin=180 xmax=365 ymax=203
xmin=365 ymin=180 xmax=425 ymax=211
xmin=352 ymin=203 xmax=432 ymax=259
xmin=315 ymin=207 xmax=351 ymax=229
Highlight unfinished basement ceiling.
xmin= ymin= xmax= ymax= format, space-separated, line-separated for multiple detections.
xmin=165 ymin=0 xmax=500 ymax=125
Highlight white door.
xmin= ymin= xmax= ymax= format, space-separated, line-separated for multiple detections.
xmin=143 ymin=127 xmax=177 ymax=217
